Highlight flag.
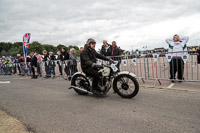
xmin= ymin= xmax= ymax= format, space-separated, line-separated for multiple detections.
xmin=23 ymin=33 xmax=31 ymax=70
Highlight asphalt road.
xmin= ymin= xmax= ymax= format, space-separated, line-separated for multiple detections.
xmin=0 ymin=75 xmax=200 ymax=133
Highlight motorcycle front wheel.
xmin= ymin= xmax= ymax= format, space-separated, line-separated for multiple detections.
xmin=113 ymin=74 xmax=139 ymax=98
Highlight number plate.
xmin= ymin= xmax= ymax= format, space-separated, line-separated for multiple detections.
xmin=111 ymin=64 xmax=118 ymax=72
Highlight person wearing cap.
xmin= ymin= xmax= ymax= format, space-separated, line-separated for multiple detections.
xmin=166 ymin=34 xmax=189 ymax=82
xmin=81 ymin=38 xmax=113 ymax=92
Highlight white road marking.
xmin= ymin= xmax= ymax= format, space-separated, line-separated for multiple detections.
xmin=0 ymin=77 xmax=28 ymax=80
xmin=12 ymin=78 xmax=28 ymax=80
xmin=0 ymin=81 xmax=11 ymax=83
xmin=167 ymin=83 xmax=175 ymax=88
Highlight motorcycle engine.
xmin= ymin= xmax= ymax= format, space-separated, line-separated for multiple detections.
xmin=99 ymin=67 xmax=111 ymax=77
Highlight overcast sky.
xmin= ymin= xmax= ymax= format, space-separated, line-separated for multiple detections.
xmin=0 ymin=0 xmax=200 ymax=51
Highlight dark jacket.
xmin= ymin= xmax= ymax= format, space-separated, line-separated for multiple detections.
xmin=27 ymin=57 xmax=31 ymax=62
xmin=30 ymin=55 xmax=37 ymax=67
xmin=57 ymin=54 xmax=61 ymax=60
xmin=197 ymin=49 xmax=200 ymax=64
xmin=43 ymin=54 xmax=49 ymax=61
xmin=49 ymin=55 xmax=56 ymax=66
xmin=50 ymin=55 xmax=56 ymax=60
xmin=18 ymin=56 xmax=24 ymax=63
xmin=57 ymin=54 xmax=62 ymax=65
xmin=81 ymin=44 xmax=109 ymax=71
xmin=100 ymin=44 xmax=112 ymax=56
xmin=111 ymin=46 xmax=121 ymax=61
xmin=60 ymin=51 xmax=69 ymax=61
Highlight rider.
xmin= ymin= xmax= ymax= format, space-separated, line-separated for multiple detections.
xmin=80 ymin=38 xmax=113 ymax=91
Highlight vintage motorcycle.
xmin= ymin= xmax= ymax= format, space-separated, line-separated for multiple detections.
xmin=69 ymin=62 xmax=139 ymax=98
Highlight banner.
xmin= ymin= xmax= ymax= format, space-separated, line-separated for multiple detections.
xmin=98 ymin=59 xmax=102 ymax=65
xmin=165 ymin=54 xmax=172 ymax=63
xmin=23 ymin=33 xmax=31 ymax=71
xmin=105 ymin=61 xmax=110 ymax=65
xmin=114 ymin=61 xmax=118 ymax=65
xmin=152 ymin=53 xmax=159 ymax=62
xmin=122 ymin=60 xmax=127 ymax=66
xmin=131 ymin=58 xmax=137 ymax=66
xmin=182 ymin=54 xmax=189 ymax=64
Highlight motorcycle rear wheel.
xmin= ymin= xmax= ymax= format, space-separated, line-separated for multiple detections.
xmin=71 ymin=74 xmax=90 ymax=95
xmin=113 ymin=74 xmax=139 ymax=98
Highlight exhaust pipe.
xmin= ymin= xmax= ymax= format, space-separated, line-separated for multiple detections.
xmin=69 ymin=86 xmax=93 ymax=94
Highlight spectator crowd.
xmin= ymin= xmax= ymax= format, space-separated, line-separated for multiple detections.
xmin=2 ymin=37 xmax=198 ymax=83
xmin=0 ymin=40 xmax=123 ymax=79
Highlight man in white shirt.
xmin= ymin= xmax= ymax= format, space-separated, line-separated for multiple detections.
xmin=166 ymin=34 xmax=189 ymax=82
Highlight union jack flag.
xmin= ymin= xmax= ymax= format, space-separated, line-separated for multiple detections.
xmin=23 ymin=33 xmax=31 ymax=69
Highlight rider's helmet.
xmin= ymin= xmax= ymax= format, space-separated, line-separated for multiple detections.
xmin=87 ymin=38 xmax=96 ymax=48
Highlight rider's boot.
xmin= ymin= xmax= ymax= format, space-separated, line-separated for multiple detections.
xmin=92 ymin=84 xmax=102 ymax=94
xmin=98 ymin=85 xmax=106 ymax=92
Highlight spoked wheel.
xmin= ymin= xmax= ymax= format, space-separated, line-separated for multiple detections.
xmin=71 ymin=74 xmax=90 ymax=95
xmin=113 ymin=74 xmax=139 ymax=98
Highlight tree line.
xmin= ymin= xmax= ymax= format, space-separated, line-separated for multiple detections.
xmin=0 ymin=41 xmax=80 ymax=57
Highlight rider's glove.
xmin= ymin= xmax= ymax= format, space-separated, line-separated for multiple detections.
xmin=92 ymin=63 xmax=103 ymax=69
xmin=109 ymin=58 xmax=114 ymax=64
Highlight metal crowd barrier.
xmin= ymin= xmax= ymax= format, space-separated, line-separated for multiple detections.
xmin=145 ymin=51 xmax=200 ymax=82
xmin=0 ymin=60 xmax=79 ymax=79
xmin=1 ymin=51 xmax=200 ymax=86
xmin=100 ymin=51 xmax=200 ymax=86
